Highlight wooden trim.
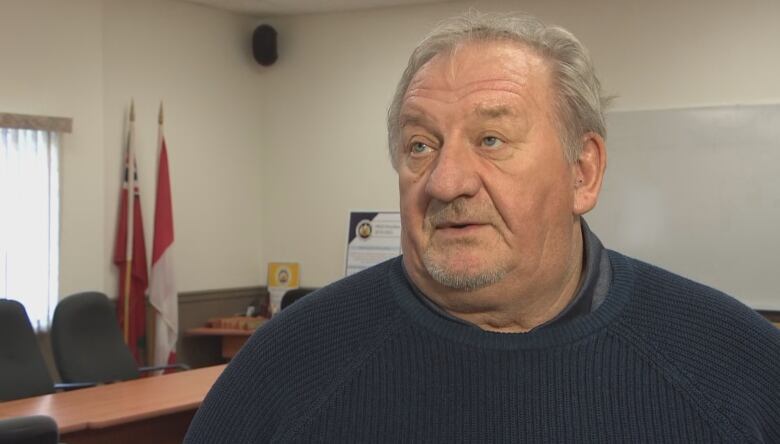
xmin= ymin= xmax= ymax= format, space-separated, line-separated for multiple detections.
xmin=0 ymin=112 xmax=72 ymax=133
xmin=178 ymin=286 xmax=267 ymax=304
xmin=757 ymin=310 xmax=780 ymax=322
xmin=186 ymin=328 xmax=255 ymax=337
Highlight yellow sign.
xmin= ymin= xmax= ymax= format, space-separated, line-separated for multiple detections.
xmin=267 ymin=262 xmax=300 ymax=289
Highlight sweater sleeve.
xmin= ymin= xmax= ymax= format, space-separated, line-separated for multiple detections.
xmin=183 ymin=314 xmax=305 ymax=443
xmin=615 ymin=257 xmax=780 ymax=443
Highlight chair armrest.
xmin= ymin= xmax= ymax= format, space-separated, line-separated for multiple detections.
xmin=54 ymin=382 xmax=97 ymax=390
xmin=138 ymin=363 xmax=191 ymax=374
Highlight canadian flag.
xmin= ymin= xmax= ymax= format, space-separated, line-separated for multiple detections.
xmin=114 ymin=101 xmax=148 ymax=364
xmin=149 ymin=103 xmax=178 ymax=368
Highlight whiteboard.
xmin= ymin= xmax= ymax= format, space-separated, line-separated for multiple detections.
xmin=587 ymin=104 xmax=780 ymax=310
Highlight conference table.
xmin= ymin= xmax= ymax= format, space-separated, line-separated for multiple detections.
xmin=0 ymin=364 xmax=225 ymax=444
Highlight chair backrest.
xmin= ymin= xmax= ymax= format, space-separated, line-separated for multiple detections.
xmin=0 ymin=299 xmax=54 ymax=401
xmin=50 ymin=292 xmax=140 ymax=384
xmin=280 ymin=288 xmax=315 ymax=310
xmin=0 ymin=415 xmax=58 ymax=444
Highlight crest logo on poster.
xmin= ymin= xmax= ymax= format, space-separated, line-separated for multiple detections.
xmin=356 ymin=220 xmax=373 ymax=239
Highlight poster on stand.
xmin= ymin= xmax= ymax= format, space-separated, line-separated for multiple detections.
xmin=345 ymin=211 xmax=401 ymax=276
xmin=267 ymin=262 xmax=299 ymax=315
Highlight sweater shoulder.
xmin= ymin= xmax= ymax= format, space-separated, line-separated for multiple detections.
xmin=272 ymin=257 xmax=400 ymax=334
xmin=613 ymin=253 xmax=779 ymax=350
xmin=185 ymin=259 xmax=403 ymax=443
xmin=609 ymin=252 xmax=780 ymax=441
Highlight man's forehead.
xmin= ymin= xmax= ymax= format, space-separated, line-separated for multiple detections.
xmin=400 ymin=40 xmax=551 ymax=116
xmin=400 ymin=102 xmax=518 ymax=123
xmin=406 ymin=40 xmax=548 ymax=93
xmin=473 ymin=103 xmax=518 ymax=118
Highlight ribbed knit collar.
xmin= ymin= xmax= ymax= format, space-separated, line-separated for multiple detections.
xmin=387 ymin=249 xmax=634 ymax=350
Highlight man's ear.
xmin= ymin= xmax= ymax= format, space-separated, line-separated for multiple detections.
xmin=572 ymin=132 xmax=607 ymax=216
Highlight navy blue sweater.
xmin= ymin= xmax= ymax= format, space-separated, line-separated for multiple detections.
xmin=186 ymin=252 xmax=780 ymax=443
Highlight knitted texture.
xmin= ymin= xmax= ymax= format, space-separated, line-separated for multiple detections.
xmin=185 ymin=252 xmax=780 ymax=443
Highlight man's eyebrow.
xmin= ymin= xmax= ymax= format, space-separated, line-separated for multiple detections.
xmin=474 ymin=105 xmax=516 ymax=119
xmin=399 ymin=112 xmax=434 ymax=129
xmin=398 ymin=112 xmax=443 ymax=142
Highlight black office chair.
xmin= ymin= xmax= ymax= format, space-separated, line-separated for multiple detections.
xmin=50 ymin=292 xmax=188 ymax=385
xmin=0 ymin=299 xmax=56 ymax=401
xmin=0 ymin=416 xmax=58 ymax=444
xmin=280 ymin=288 xmax=316 ymax=310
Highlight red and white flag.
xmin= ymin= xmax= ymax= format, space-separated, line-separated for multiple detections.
xmin=113 ymin=101 xmax=148 ymax=364
xmin=150 ymin=103 xmax=178 ymax=369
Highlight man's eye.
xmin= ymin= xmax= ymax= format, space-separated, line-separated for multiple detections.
xmin=482 ymin=136 xmax=503 ymax=148
xmin=410 ymin=142 xmax=431 ymax=154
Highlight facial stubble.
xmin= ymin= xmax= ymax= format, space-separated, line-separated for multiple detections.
xmin=420 ymin=199 xmax=510 ymax=291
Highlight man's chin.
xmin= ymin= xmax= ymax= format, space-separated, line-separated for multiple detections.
xmin=422 ymin=256 xmax=507 ymax=292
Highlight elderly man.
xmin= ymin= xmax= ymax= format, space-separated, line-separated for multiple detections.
xmin=186 ymin=12 xmax=780 ymax=443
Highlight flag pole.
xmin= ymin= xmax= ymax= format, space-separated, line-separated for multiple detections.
xmin=151 ymin=99 xmax=179 ymax=369
xmin=123 ymin=100 xmax=136 ymax=342
xmin=148 ymin=100 xmax=164 ymax=364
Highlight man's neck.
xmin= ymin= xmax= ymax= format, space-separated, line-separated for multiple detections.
xmin=405 ymin=223 xmax=585 ymax=333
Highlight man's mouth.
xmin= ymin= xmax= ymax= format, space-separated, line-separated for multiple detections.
xmin=436 ymin=221 xmax=487 ymax=231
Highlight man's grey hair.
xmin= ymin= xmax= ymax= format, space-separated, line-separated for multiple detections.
xmin=387 ymin=11 xmax=611 ymax=167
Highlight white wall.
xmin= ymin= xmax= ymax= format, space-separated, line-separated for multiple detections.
xmin=102 ymin=0 xmax=265 ymax=294
xmin=1 ymin=0 xmax=265 ymax=298
xmin=257 ymin=0 xmax=780 ymax=287
xmin=3 ymin=0 xmax=780 ymax=298
xmin=0 ymin=0 xmax=106 ymax=297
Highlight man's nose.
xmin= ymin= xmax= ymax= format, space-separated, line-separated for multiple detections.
xmin=425 ymin=140 xmax=481 ymax=202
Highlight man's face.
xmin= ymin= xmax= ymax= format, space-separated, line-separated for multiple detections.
xmin=397 ymin=40 xmax=581 ymax=296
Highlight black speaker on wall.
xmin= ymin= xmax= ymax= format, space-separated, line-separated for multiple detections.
xmin=252 ymin=24 xmax=278 ymax=66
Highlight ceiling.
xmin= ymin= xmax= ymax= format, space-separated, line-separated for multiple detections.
xmin=178 ymin=0 xmax=456 ymax=16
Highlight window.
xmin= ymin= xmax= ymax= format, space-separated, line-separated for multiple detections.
xmin=0 ymin=113 xmax=69 ymax=330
